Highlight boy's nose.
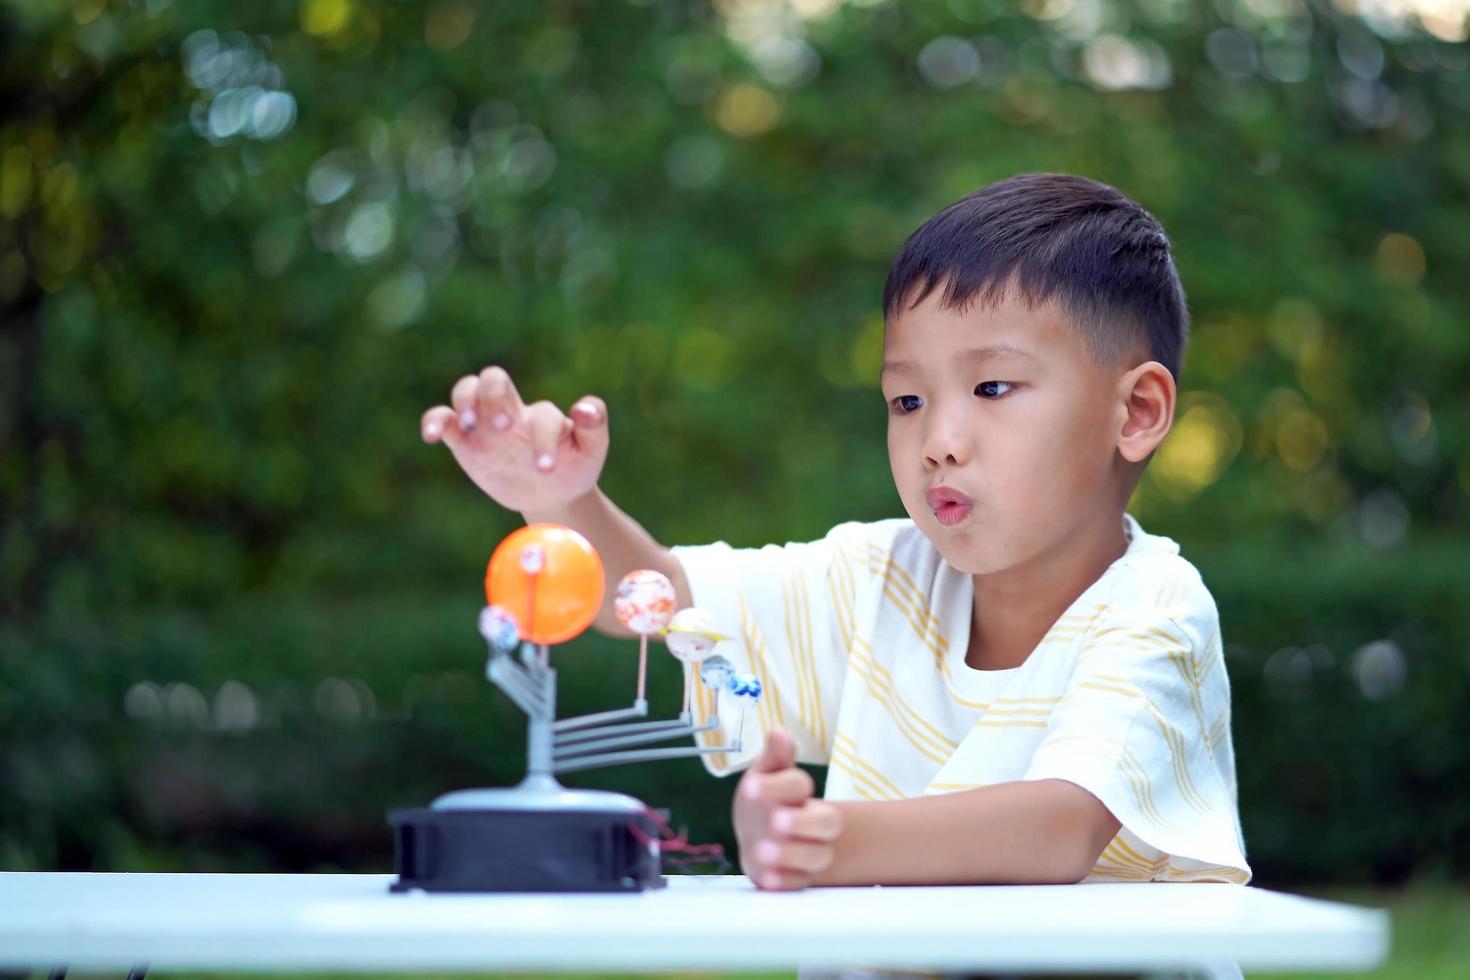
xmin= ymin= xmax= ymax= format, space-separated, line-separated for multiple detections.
xmin=921 ymin=417 xmax=970 ymax=468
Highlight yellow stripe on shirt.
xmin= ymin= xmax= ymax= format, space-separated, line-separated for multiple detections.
xmin=832 ymin=732 xmax=905 ymax=799
xmin=1060 ymin=677 xmax=1215 ymax=819
xmin=738 ymin=592 xmax=782 ymax=732
xmin=850 ymin=637 xmax=958 ymax=751
xmin=795 ymin=569 xmax=827 ymax=749
xmin=848 ymin=642 xmax=953 ymax=764
xmin=827 ymin=753 xmax=889 ymax=801
xmin=779 ymin=572 xmax=815 ymax=743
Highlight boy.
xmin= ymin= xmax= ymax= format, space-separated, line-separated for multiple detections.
xmin=420 ymin=173 xmax=1251 ymax=892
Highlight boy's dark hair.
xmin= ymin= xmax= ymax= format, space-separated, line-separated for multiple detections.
xmin=882 ymin=173 xmax=1189 ymax=381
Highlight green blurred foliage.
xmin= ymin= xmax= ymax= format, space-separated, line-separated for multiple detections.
xmin=0 ymin=0 xmax=1467 ymax=886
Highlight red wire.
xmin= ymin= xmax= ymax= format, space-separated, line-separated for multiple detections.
xmin=629 ymin=805 xmax=727 ymax=861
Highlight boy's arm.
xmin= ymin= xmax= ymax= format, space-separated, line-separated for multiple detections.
xmin=524 ymin=486 xmax=691 ymax=639
xmin=812 ymin=779 xmax=1120 ymax=886
xmin=737 ymin=734 xmax=1119 ymax=889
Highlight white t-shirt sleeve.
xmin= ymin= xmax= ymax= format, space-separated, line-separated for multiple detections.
xmin=1018 ymin=586 xmax=1252 ymax=883
xmin=669 ymin=521 xmax=870 ymax=776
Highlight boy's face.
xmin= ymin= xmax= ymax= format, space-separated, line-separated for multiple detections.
xmin=881 ymin=287 xmax=1131 ymax=577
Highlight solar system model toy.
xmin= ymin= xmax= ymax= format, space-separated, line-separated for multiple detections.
xmin=389 ymin=523 xmax=762 ymax=894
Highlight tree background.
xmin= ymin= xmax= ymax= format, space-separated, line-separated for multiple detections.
xmin=1 ymin=0 xmax=1467 ymax=889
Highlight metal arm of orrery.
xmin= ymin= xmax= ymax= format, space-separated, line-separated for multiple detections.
xmin=553 ymin=701 xmax=650 ymax=732
xmin=554 ymin=716 xmax=720 ymax=759
xmin=485 ymin=654 xmax=547 ymax=718
xmin=484 ymin=642 xmax=743 ymax=779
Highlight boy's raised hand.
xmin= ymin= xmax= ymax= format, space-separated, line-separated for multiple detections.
xmin=733 ymin=728 xmax=844 ymax=891
xmin=420 ymin=366 xmax=609 ymax=513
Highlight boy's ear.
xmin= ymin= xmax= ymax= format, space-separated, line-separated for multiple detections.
xmin=1115 ymin=361 xmax=1176 ymax=463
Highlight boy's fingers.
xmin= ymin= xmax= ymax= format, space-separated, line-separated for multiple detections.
xmin=754 ymin=868 xmax=811 ymax=892
xmin=758 ymin=837 xmax=834 ymax=876
xmin=477 ymin=366 xmax=525 ymax=432
xmin=570 ymin=395 xmax=605 ymax=424
xmin=771 ymin=767 xmax=816 ymax=802
xmin=744 ymin=767 xmax=814 ymax=806
xmin=526 ymin=401 xmax=573 ymax=471
xmin=568 ymin=395 xmax=609 ymax=455
xmin=449 ymin=375 xmax=481 ymax=431
xmin=775 ymin=800 xmax=843 ymax=842
xmin=421 ymin=406 xmax=457 ymax=444
xmin=752 ymin=727 xmax=797 ymax=773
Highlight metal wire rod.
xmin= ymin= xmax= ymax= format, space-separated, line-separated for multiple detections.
xmin=554 ymin=717 xmax=694 ymax=746
xmin=553 ymin=742 xmax=742 ymax=774
xmin=553 ymin=700 xmax=649 ymax=732
xmin=554 ymin=717 xmax=721 ymax=759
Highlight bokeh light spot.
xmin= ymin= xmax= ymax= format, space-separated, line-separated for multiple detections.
xmin=306 ymin=156 xmax=356 ymax=205
xmin=344 ymin=202 xmax=395 ymax=262
xmin=751 ymin=34 xmax=820 ymax=88
xmin=72 ymin=0 xmax=106 ymax=25
xmin=164 ymin=682 xmax=210 ymax=728
xmin=123 ymin=682 xmax=164 ymax=722
xmin=0 ymin=145 xmax=32 ymax=218
xmin=1151 ymin=393 xmax=1242 ymax=500
xmin=918 ymin=37 xmax=980 ymax=89
xmin=425 ymin=1 xmax=476 ymax=50
xmin=301 ymin=0 xmax=353 ymax=38
xmin=368 ymin=267 xmax=427 ymax=329
xmin=213 ymin=680 xmax=259 ymax=733
xmin=1266 ymin=298 xmax=1325 ymax=364
xmin=1349 ymin=640 xmax=1407 ymax=700
xmin=1355 ymin=487 xmax=1410 ymax=548
xmin=791 ymin=0 xmax=843 ymax=17
xmin=1082 ymin=35 xmax=1172 ymax=91
xmin=1388 ymin=390 xmax=1437 ymax=465
xmin=674 ymin=327 xmax=739 ymax=388
xmin=665 ymin=135 xmax=726 ymax=189
xmin=1374 ymin=231 xmax=1426 ymax=284
xmin=850 ymin=313 xmax=884 ymax=384
xmin=713 ymin=83 xmax=781 ymax=138
xmin=1276 ymin=404 xmax=1330 ymax=472
xmin=315 ymin=677 xmax=364 ymax=722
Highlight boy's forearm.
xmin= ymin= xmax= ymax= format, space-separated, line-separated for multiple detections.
xmin=522 ymin=487 xmax=691 ymax=638
xmin=811 ymin=779 xmax=1120 ymax=886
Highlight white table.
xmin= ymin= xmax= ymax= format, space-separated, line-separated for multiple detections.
xmin=0 ymin=872 xmax=1388 ymax=976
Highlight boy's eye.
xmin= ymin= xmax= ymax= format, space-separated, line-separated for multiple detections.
xmin=889 ymin=394 xmax=923 ymax=414
xmin=975 ymin=381 xmax=1014 ymax=399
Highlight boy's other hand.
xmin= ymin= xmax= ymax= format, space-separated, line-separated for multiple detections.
xmin=420 ymin=366 xmax=609 ymax=513
xmin=733 ymin=728 xmax=843 ymax=892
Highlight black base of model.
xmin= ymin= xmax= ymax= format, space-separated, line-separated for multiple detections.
xmin=389 ymin=804 xmax=666 ymax=893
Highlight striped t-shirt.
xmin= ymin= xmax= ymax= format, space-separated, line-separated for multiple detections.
xmin=670 ymin=513 xmax=1251 ymax=884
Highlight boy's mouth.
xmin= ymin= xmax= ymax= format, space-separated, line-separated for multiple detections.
xmin=925 ymin=486 xmax=974 ymax=527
